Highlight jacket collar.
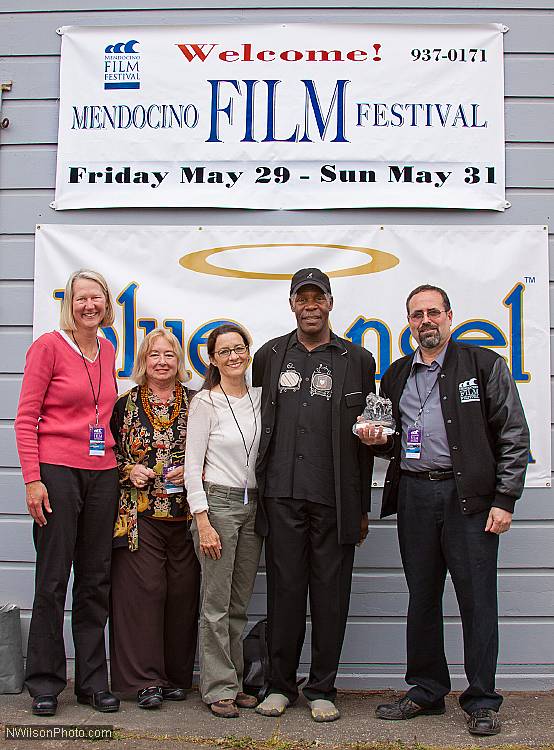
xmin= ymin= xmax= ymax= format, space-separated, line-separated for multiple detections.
xmin=268 ymin=331 xmax=296 ymax=398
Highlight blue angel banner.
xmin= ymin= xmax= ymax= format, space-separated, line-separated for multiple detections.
xmin=34 ymin=224 xmax=549 ymax=485
xmin=54 ymin=24 xmax=506 ymax=210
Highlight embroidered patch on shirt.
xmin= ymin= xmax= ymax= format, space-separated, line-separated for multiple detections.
xmin=458 ymin=377 xmax=480 ymax=403
xmin=279 ymin=363 xmax=302 ymax=393
xmin=311 ymin=364 xmax=333 ymax=400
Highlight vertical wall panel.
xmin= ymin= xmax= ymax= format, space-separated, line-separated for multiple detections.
xmin=0 ymin=2 xmax=552 ymax=688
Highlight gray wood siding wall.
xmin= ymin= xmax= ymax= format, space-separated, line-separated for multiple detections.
xmin=0 ymin=2 xmax=553 ymax=690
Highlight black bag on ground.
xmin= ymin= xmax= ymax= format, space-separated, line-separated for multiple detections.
xmin=0 ymin=604 xmax=24 ymax=694
xmin=242 ymin=618 xmax=269 ymax=700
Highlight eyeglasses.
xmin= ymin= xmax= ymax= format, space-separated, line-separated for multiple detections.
xmin=215 ymin=344 xmax=249 ymax=358
xmin=408 ymin=308 xmax=447 ymax=322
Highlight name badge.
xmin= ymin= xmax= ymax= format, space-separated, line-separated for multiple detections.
xmin=405 ymin=426 xmax=422 ymax=460
xmin=163 ymin=464 xmax=182 ymax=495
xmin=89 ymin=425 xmax=105 ymax=456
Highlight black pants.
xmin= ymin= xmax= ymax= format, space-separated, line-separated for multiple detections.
xmin=25 ymin=464 xmax=119 ymax=698
xmin=265 ymin=498 xmax=355 ymax=703
xmin=109 ymin=516 xmax=200 ymax=695
xmin=397 ymin=475 xmax=502 ymax=713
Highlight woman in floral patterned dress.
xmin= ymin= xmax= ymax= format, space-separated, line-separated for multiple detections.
xmin=109 ymin=328 xmax=200 ymax=709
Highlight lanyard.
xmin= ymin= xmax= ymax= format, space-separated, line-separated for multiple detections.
xmin=72 ymin=334 xmax=102 ymax=425
xmin=413 ymin=364 xmax=440 ymax=426
xmin=220 ymin=385 xmax=258 ymax=503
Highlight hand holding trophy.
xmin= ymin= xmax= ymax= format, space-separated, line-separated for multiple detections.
xmin=353 ymin=393 xmax=395 ymax=444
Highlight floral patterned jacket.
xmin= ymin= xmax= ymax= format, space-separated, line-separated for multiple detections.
xmin=110 ymin=384 xmax=192 ymax=551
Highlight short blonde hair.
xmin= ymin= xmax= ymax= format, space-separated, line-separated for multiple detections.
xmin=59 ymin=269 xmax=115 ymax=331
xmin=132 ymin=328 xmax=188 ymax=386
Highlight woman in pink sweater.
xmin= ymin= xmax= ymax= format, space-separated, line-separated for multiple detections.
xmin=14 ymin=269 xmax=120 ymax=718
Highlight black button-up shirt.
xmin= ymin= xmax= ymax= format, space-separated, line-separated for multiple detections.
xmin=264 ymin=332 xmax=341 ymax=506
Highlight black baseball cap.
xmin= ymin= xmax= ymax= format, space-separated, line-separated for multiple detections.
xmin=290 ymin=268 xmax=332 ymax=297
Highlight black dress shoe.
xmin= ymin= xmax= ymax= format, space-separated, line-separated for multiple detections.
xmin=31 ymin=695 xmax=57 ymax=716
xmin=467 ymin=708 xmax=501 ymax=736
xmin=137 ymin=686 xmax=163 ymax=709
xmin=77 ymin=690 xmax=120 ymax=713
xmin=375 ymin=695 xmax=446 ymax=720
xmin=161 ymin=686 xmax=187 ymax=701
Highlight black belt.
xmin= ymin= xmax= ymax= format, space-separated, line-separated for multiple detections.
xmin=401 ymin=469 xmax=454 ymax=482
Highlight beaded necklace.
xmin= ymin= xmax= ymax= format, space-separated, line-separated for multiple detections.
xmin=140 ymin=380 xmax=184 ymax=431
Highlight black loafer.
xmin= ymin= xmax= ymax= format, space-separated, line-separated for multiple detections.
xmin=161 ymin=686 xmax=187 ymax=701
xmin=32 ymin=695 xmax=57 ymax=716
xmin=77 ymin=690 xmax=120 ymax=713
xmin=467 ymin=708 xmax=501 ymax=736
xmin=137 ymin=686 xmax=163 ymax=709
xmin=375 ymin=695 xmax=446 ymax=720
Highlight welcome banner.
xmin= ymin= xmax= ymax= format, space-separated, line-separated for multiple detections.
xmin=34 ymin=224 xmax=549 ymax=486
xmin=54 ymin=24 xmax=506 ymax=210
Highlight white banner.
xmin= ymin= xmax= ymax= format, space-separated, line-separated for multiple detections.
xmin=54 ymin=24 xmax=506 ymax=210
xmin=34 ymin=224 xmax=549 ymax=486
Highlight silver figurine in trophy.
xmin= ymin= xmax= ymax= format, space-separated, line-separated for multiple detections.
xmin=352 ymin=393 xmax=396 ymax=436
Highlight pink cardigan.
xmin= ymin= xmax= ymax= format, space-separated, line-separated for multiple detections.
xmin=15 ymin=331 xmax=118 ymax=483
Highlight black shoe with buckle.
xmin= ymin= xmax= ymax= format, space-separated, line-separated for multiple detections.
xmin=137 ymin=686 xmax=163 ymax=709
xmin=467 ymin=708 xmax=501 ymax=736
xmin=161 ymin=686 xmax=187 ymax=701
xmin=31 ymin=695 xmax=58 ymax=716
xmin=375 ymin=695 xmax=446 ymax=720
xmin=77 ymin=690 xmax=120 ymax=713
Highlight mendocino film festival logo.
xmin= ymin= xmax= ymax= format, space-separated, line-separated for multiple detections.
xmin=104 ymin=39 xmax=140 ymax=90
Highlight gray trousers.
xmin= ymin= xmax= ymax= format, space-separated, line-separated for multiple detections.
xmin=191 ymin=483 xmax=262 ymax=704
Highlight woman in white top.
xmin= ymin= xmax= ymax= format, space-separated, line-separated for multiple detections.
xmin=185 ymin=324 xmax=262 ymax=719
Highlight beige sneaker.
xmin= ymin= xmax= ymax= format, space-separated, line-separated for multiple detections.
xmin=309 ymin=699 xmax=340 ymax=722
xmin=256 ymin=693 xmax=289 ymax=717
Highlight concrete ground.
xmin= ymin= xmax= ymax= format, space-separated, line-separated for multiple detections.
xmin=1 ymin=688 xmax=554 ymax=750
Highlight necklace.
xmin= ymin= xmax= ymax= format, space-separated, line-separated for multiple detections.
xmin=140 ymin=381 xmax=184 ymax=431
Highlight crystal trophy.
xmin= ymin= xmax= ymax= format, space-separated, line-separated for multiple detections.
xmin=352 ymin=393 xmax=396 ymax=436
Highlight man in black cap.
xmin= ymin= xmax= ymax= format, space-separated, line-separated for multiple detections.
xmin=252 ymin=268 xmax=376 ymax=722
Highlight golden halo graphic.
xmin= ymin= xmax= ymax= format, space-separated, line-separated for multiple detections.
xmin=179 ymin=243 xmax=399 ymax=280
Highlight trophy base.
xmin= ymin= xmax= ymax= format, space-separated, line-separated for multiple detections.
xmin=353 ymin=421 xmax=394 ymax=436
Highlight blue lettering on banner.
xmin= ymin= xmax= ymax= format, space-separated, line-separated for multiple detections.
xmin=53 ymin=281 xmax=528 ymax=384
xmin=104 ymin=40 xmax=141 ymax=90
xmin=51 ymin=280 xmax=534 ymax=465
xmin=207 ymin=79 xmax=349 ymax=143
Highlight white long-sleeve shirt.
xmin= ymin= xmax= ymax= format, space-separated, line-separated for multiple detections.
xmin=185 ymin=387 xmax=262 ymax=514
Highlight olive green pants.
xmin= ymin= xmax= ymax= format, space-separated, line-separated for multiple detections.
xmin=191 ymin=483 xmax=262 ymax=704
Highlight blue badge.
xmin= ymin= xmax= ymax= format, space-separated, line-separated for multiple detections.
xmin=405 ymin=426 xmax=422 ymax=460
xmin=89 ymin=425 xmax=106 ymax=457
xmin=163 ymin=464 xmax=182 ymax=495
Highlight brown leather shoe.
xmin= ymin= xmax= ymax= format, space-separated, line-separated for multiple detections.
xmin=235 ymin=692 xmax=258 ymax=708
xmin=210 ymin=699 xmax=239 ymax=718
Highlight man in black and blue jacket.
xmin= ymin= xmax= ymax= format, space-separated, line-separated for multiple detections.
xmin=358 ymin=284 xmax=529 ymax=738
